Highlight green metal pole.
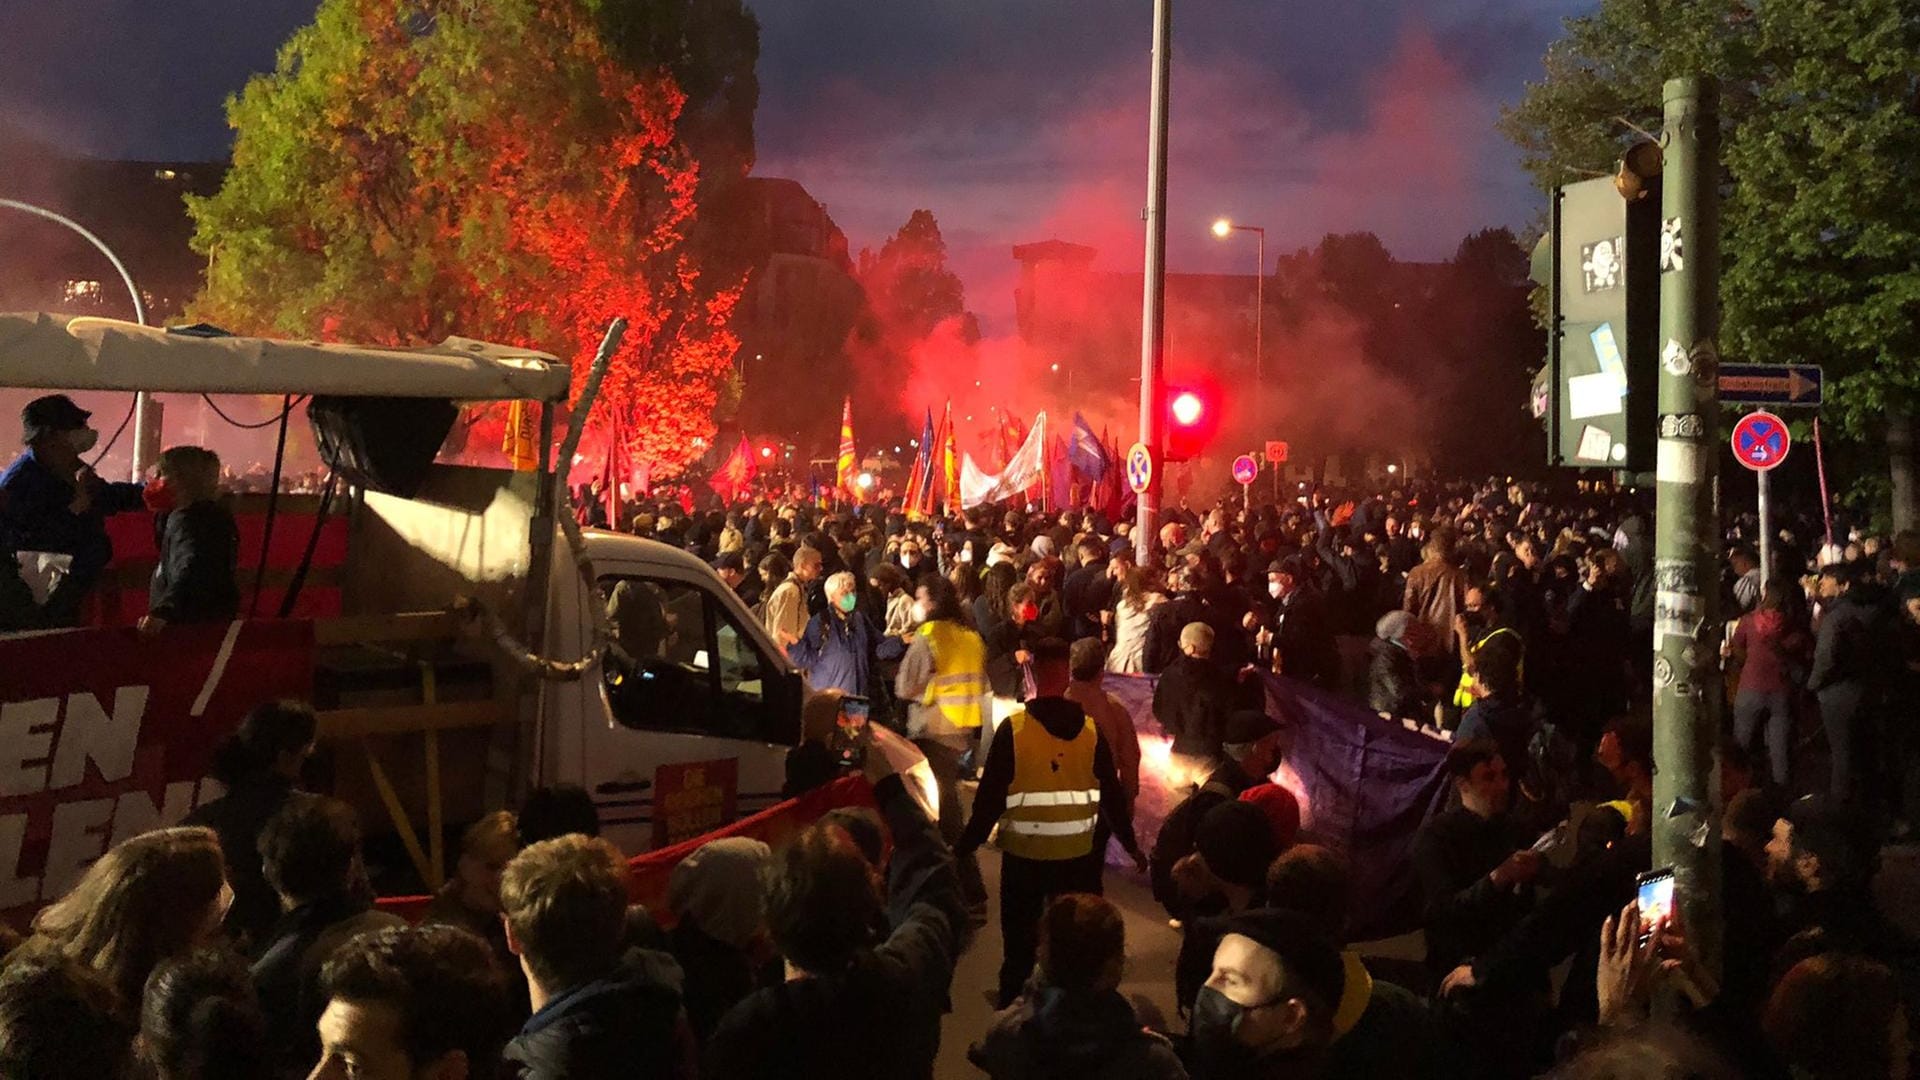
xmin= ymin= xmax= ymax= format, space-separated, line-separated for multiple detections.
xmin=1651 ymin=76 xmax=1722 ymax=979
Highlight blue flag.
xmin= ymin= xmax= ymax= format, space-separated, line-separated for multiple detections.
xmin=1068 ymin=412 xmax=1109 ymax=482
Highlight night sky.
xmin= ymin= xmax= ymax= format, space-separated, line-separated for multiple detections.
xmin=1 ymin=0 xmax=1589 ymax=329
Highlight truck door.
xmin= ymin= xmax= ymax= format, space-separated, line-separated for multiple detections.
xmin=567 ymin=570 xmax=800 ymax=855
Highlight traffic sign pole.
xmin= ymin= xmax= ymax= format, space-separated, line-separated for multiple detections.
xmin=1758 ymin=469 xmax=1772 ymax=596
xmin=1651 ymin=76 xmax=1722 ymax=980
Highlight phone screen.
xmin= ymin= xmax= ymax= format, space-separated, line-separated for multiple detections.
xmin=1636 ymin=868 xmax=1675 ymax=942
xmin=831 ymin=696 xmax=873 ymax=769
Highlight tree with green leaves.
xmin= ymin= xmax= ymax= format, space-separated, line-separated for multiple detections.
xmin=188 ymin=0 xmax=745 ymax=478
xmin=847 ymin=210 xmax=978 ymax=440
xmin=1502 ymin=0 xmax=1920 ymax=527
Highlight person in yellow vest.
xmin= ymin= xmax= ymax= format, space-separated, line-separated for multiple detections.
xmin=956 ymin=637 xmax=1147 ymax=1008
xmin=896 ymin=574 xmax=992 ymax=917
xmin=1451 ymin=582 xmax=1523 ymax=713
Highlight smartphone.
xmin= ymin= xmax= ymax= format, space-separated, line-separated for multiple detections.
xmin=830 ymin=695 xmax=873 ymax=770
xmin=1635 ymin=867 xmax=1675 ymax=944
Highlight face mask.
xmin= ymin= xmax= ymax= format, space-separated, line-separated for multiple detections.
xmin=67 ymin=427 xmax=99 ymax=454
xmin=911 ymin=599 xmax=931 ymax=624
xmin=142 ymin=477 xmax=177 ymax=514
xmin=837 ymin=593 xmax=858 ymax=614
xmin=959 ymin=548 xmax=973 ymax=564
xmin=1189 ymin=987 xmax=1265 ymax=1076
xmin=901 ymin=554 xmax=919 ymax=568
xmin=1269 ymin=581 xmax=1285 ymax=599
xmin=1017 ymin=603 xmax=1040 ymax=624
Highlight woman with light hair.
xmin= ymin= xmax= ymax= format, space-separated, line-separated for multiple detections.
xmin=1106 ymin=566 xmax=1166 ymax=674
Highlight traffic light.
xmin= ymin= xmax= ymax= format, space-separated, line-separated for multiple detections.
xmin=1535 ymin=171 xmax=1662 ymax=471
xmin=1165 ymin=387 xmax=1216 ymax=462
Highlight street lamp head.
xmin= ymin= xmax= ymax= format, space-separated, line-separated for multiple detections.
xmin=1211 ymin=218 xmax=1233 ymax=239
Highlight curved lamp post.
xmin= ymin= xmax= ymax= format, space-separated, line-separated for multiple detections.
xmin=0 ymin=198 xmax=155 ymax=480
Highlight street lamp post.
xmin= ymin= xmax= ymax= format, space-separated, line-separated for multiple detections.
xmin=1210 ymin=218 xmax=1265 ymax=416
xmin=0 ymin=198 xmax=157 ymax=481
xmin=1135 ymin=0 xmax=1173 ymax=566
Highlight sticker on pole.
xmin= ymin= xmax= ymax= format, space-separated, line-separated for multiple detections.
xmin=1126 ymin=442 xmax=1154 ymax=495
xmin=1731 ymin=411 xmax=1790 ymax=472
xmin=1231 ymin=454 xmax=1258 ymax=486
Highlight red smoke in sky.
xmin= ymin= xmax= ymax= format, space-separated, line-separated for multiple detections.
xmin=856 ymin=27 xmax=1472 ymax=473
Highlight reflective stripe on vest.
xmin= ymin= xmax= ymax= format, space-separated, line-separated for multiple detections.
xmin=920 ymin=621 xmax=987 ymax=730
xmin=1454 ymin=626 xmax=1522 ymax=709
xmin=1000 ymin=710 xmax=1099 ymax=861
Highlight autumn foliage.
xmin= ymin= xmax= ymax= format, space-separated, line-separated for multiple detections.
xmin=187 ymin=0 xmax=741 ymax=476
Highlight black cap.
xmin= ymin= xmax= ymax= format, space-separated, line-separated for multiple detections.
xmin=1195 ymin=799 xmax=1279 ymax=889
xmin=21 ymin=395 xmax=90 ymax=444
xmin=1211 ymin=908 xmax=1346 ymax=1012
xmin=1224 ymin=709 xmax=1282 ymax=745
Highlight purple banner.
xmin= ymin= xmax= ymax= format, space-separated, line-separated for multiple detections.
xmin=1103 ymin=671 xmax=1449 ymax=940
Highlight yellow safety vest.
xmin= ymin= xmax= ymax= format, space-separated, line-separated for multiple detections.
xmin=1454 ymin=626 xmax=1523 ymax=710
xmin=1000 ymin=710 xmax=1100 ymax=861
xmin=919 ymin=620 xmax=987 ymax=731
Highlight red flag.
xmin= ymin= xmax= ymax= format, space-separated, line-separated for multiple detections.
xmin=709 ymin=435 xmax=756 ymax=502
xmin=600 ymin=410 xmax=624 ymax=529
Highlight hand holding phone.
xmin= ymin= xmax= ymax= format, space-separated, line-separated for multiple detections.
xmin=1634 ymin=868 xmax=1675 ymax=945
xmin=830 ymin=695 xmax=874 ymax=770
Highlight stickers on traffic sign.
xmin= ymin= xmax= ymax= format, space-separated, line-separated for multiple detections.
xmin=1731 ymin=411 xmax=1790 ymax=472
xmin=1231 ymin=455 xmax=1258 ymax=486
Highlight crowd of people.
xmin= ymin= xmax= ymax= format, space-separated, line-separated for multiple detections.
xmin=5 ymin=390 xmax=1920 ymax=1077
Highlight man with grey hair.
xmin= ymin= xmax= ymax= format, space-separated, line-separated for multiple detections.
xmin=789 ymin=569 xmax=880 ymax=696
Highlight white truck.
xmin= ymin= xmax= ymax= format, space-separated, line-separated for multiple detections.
xmin=0 ymin=312 xmax=909 ymax=913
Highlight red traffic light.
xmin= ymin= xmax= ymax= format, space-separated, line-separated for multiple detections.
xmin=1171 ymin=391 xmax=1204 ymax=427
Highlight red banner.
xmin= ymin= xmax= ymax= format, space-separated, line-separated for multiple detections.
xmin=377 ymin=775 xmax=877 ymax=925
xmin=0 ymin=620 xmax=315 ymax=924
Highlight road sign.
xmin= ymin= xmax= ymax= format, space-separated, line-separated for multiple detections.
xmin=1231 ymin=454 xmax=1258 ymax=486
xmin=1264 ymin=440 xmax=1289 ymax=464
xmin=1125 ymin=442 xmax=1154 ymax=495
xmin=1731 ymin=411 xmax=1790 ymax=472
xmin=1717 ymin=364 xmax=1823 ymax=407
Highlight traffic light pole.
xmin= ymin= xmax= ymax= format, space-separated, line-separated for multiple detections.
xmin=1134 ymin=0 xmax=1171 ymax=566
xmin=1651 ymin=76 xmax=1722 ymax=980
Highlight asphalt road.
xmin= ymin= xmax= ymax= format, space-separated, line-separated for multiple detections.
xmin=934 ymin=845 xmax=1183 ymax=1079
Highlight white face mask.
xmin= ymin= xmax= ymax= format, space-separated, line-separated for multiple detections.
xmin=66 ymin=428 xmax=99 ymax=454
xmin=911 ymin=599 xmax=931 ymax=624
xmin=901 ymin=553 xmax=919 ymax=568
xmin=1269 ymin=581 xmax=1285 ymax=599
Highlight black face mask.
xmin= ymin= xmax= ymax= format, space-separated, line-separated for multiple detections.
xmin=1189 ymin=986 xmax=1269 ymax=1078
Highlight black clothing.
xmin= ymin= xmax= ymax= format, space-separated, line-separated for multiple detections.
xmin=1153 ymin=656 xmax=1239 ymax=761
xmin=970 ymin=985 xmax=1188 ymax=1080
xmin=704 ymin=775 xmax=964 ymax=1080
xmin=148 ymin=501 xmax=240 ymax=623
xmin=1411 ymin=806 xmax=1531 ymax=974
xmin=1367 ymin=639 xmax=1423 ymax=722
xmin=669 ymin=922 xmax=766 ymax=1048
xmin=995 ymin=851 xmax=1105 ymax=1008
xmin=183 ymin=775 xmax=296 ymax=951
xmin=1142 ymin=595 xmax=1207 ymax=675
xmin=251 ymin=894 xmax=405 ymax=1075
xmin=1149 ymin=761 xmax=1253 ymax=922
xmin=503 ymin=952 xmax=686 ymax=1079
xmin=1264 ymin=586 xmax=1338 ymax=689
xmin=1062 ymin=562 xmax=1115 ymax=640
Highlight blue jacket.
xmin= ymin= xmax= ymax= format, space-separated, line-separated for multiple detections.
xmin=0 ymin=448 xmax=142 ymax=556
xmin=790 ymin=606 xmax=880 ymax=696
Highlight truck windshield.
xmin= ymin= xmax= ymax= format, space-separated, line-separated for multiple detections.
xmin=599 ymin=575 xmax=786 ymax=744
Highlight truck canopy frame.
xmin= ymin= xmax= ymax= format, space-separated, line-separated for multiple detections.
xmin=0 ymin=312 xmax=569 ymax=402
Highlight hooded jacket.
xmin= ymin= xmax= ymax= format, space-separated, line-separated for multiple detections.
xmin=503 ymin=952 xmax=688 ymax=1080
xmin=970 ymin=986 xmax=1189 ymax=1080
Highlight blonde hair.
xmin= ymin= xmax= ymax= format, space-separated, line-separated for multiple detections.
xmin=28 ymin=827 xmax=226 ymax=1018
xmin=460 ymin=810 xmax=518 ymax=862
xmin=155 ymin=446 xmax=221 ymax=505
